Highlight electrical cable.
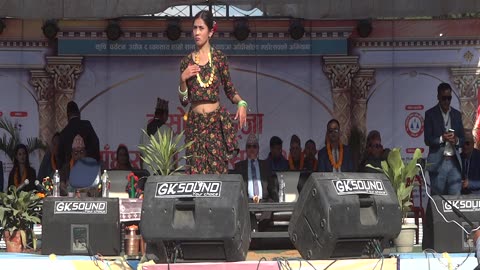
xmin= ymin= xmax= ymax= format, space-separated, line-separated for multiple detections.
xmin=256 ymin=256 xmax=267 ymax=270
xmin=417 ymin=164 xmax=480 ymax=235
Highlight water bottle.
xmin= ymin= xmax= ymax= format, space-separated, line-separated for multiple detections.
xmin=52 ymin=169 xmax=60 ymax=197
xmin=279 ymin=174 xmax=285 ymax=202
xmin=101 ymin=170 xmax=109 ymax=197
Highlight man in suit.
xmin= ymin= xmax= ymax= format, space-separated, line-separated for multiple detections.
xmin=424 ymin=82 xmax=464 ymax=195
xmin=235 ymin=134 xmax=278 ymax=232
xmin=318 ymin=119 xmax=354 ymax=172
xmin=461 ymin=130 xmax=480 ymax=194
xmin=57 ymin=101 xmax=100 ymax=170
xmin=235 ymin=134 xmax=278 ymax=203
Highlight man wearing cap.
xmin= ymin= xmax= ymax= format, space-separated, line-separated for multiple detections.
xmin=60 ymin=134 xmax=87 ymax=195
xmin=57 ymin=101 xmax=100 ymax=170
xmin=234 ymin=134 xmax=278 ymax=203
xmin=147 ymin=98 xmax=171 ymax=137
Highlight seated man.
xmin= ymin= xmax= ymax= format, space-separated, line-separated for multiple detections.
xmin=60 ymin=134 xmax=100 ymax=197
xmin=235 ymin=134 xmax=278 ymax=203
xmin=235 ymin=134 xmax=278 ymax=231
xmin=359 ymin=130 xmax=390 ymax=173
xmin=288 ymin=135 xmax=303 ymax=170
xmin=266 ymin=136 xmax=289 ymax=171
xmin=318 ymin=119 xmax=354 ymax=172
xmin=462 ymin=130 xmax=480 ymax=194
xmin=303 ymin=139 xmax=318 ymax=171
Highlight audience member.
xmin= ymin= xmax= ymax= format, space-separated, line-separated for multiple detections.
xmin=288 ymin=135 xmax=303 ymax=170
xmin=318 ymin=119 xmax=354 ymax=172
xmin=424 ymin=82 xmax=464 ymax=195
xmin=146 ymin=98 xmax=171 ymax=137
xmin=59 ymin=134 xmax=88 ymax=195
xmin=234 ymin=134 xmax=278 ymax=232
xmin=114 ymin=144 xmax=134 ymax=170
xmin=234 ymin=134 xmax=278 ymax=203
xmin=57 ymin=101 xmax=100 ymax=170
xmin=266 ymin=136 xmax=289 ymax=171
xmin=462 ymin=130 xmax=480 ymax=194
xmin=358 ymin=130 xmax=390 ymax=173
xmin=8 ymin=144 xmax=36 ymax=191
xmin=303 ymin=139 xmax=318 ymax=171
xmin=38 ymin=132 xmax=60 ymax=180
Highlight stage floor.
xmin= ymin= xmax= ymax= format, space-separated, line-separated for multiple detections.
xmin=0 ymin=250 xmax=477 ymax=270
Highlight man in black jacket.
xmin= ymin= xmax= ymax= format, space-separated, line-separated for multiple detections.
xmin=57 ymin=101 xmax=100 ymax=169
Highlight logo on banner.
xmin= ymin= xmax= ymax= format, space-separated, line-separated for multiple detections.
xmin=442 ymin=199 xmax=480 ymax=212
xmin=155 ymin=181 xmax=222 ymax=198
xmin=405 ymin=112 xmax=424 ymax=138
xmin=54 ymin=201 xmax=108 ymax=214
xmin=332 ymin=179 xmax=387 ymax=196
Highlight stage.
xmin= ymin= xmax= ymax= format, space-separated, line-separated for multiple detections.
xmin=0 ymin=250 xmax=478 ymax=270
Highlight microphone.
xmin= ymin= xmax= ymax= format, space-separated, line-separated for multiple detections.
xmin=17 ymin=179 xmax=30 ymax=191
xmin=34 ymin=180 xmax=48 ymax=193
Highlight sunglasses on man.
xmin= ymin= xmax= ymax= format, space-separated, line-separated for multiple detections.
xmin=246 ymin=144 xmax=258 ymax=149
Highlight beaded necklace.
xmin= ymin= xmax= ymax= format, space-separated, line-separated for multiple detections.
xmin=194 ymin=47 xmax=215 ymax=88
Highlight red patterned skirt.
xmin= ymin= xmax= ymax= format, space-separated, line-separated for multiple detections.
xmin=185 ymin=106 xmax=238 ymax=174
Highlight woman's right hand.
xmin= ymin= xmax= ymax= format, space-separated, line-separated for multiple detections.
xmin=181 ymin=64 xmax=200 ymax=82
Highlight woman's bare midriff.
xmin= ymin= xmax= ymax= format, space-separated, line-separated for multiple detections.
xmin=191 ymin=101 xmax=220 ymax=114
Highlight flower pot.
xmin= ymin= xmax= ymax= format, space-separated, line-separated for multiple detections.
xmin=394 ymin=224 xmax=417 ymax=252
xmin=4 ymin=230 xmax=23 ymax=253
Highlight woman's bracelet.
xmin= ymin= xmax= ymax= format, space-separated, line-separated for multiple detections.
xmin=178 ymin=86 xmax=188 ymax=96
xmin=238 ymin=100 xmax=248 ymax=108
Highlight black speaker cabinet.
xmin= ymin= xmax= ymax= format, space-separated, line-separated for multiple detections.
xmin=423 ymin=195 xmax=480 ymax=252
xmin=41 ymin=197 xmax=121 ymax=255
xmin=288 ymin=172 xmax=401 ymax=259
xmin=140 ymin=174 xmax=250 ymax=262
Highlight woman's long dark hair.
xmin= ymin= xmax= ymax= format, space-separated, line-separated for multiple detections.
xmin=13 ymin=144 xmax=30 ymax=168
xmin=116 ymin=144 xmax=133 ymax=170
xmin=194 ymin=10 xmax=214 ymax=31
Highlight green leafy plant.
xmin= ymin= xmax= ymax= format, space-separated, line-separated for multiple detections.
xmin=0 ymin=117 xmax=46 ymax=161
xmin=138 ymin=129 xmax=192 ymax=176
xmin=0 ymin=186 xmax=43 ymax=250
xmin=368 ymin=148 xmax=422 ymax=222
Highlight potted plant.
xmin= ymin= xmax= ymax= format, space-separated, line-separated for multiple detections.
xmin=138 ymin=129 xmax=192 ymax=176
xmin=369 ymin=147 xmax=422 ymax=252
xmin=0 ymin=186 xmax=43 ymax=252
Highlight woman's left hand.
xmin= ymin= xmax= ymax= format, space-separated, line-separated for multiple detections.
xmin=235 ymin=105 xmax=247 ymax=129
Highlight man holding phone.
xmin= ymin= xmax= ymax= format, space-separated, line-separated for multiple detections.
xmin=424 ymin=82 xmax=465 ymax=195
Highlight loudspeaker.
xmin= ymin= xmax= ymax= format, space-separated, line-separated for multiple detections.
xmin=288 ymin=173 xmax=401 ymax=259
xmin=423 ymin=195 xmax=480 ymax=252
xmin=41 ymin=197 xmax=121 ymax=255
xmin=140 ymin=174 xmax=250 ymax=262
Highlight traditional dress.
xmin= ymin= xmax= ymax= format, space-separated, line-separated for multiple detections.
xmin=180 ymin=48 xmax=238 ymax=174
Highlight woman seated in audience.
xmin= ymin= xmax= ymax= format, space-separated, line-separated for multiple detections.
xmin=8 ymin=144 xmax=36 ymax=191
xmin=114 ymin=144 xmax=134 ymax=170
